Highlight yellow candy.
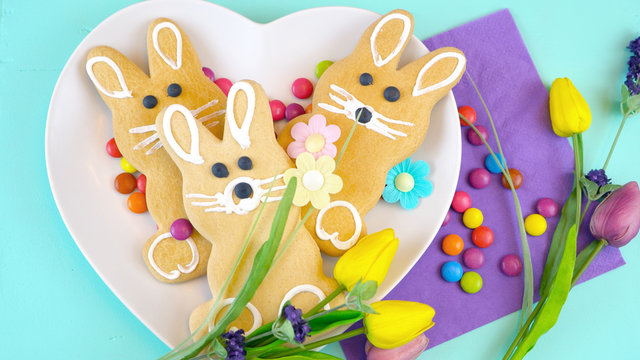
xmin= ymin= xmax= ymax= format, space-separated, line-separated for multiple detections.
xmin=121 ymin=157 xmax=137 ymax=173
xmin=525 ymin=214 xmax=547 ymax=236
xmin=463 ymin=208 xmax=483 ymax=229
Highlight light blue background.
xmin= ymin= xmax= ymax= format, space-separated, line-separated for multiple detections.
xmin=1 ymin=0 xmax=639 ymax=359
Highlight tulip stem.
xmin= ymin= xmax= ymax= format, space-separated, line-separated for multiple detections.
xmin=572 ymin=239 xmax=607 ymax=286
xmin=258 ymin=328 xmax=366 ymax=358
xmin=305 ymin=304 xmax=347 ymax=322
xmin=602 ymin=114 xmax=628 ymax=171
xmin=305 ymin=285 xmax=346 ymax=317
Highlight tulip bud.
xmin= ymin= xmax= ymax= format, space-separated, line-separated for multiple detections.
xmin=365 ymin=334 xmax=428 ymax=360
xmin=549 ymin=78 xmax=592 ymax=137
xmin=590 ymin=181 xmax=640 ymax=248
xmin=333 ymin=228 xmax=399 ymax=291
xmin=363 ymin=300 xmax=435 ymax=349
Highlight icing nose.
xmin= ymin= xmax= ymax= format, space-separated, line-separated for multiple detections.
xmin=355 ymin=107 xmax=372 ymax=123
xmin=234 ymin=182 xmax=253 ymax=199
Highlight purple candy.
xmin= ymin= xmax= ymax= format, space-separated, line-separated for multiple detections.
xmin=285 ymin=103 xmax=305 ymax=121
xmin=468 ymin=168 xmax=491 ymax=189
xmin=202 ymin=67 xmax=215 ymax=82
xmin=442 ymin=210 xmax=452 ymax=226
xmin=536 ymin=197 xmax=559 ymax=218
xmin=501 ymin=254 xmax=523 ymax=276
xmin=170 ymin=218 xmax=193 ymax=240
xmin=467 ymin=125 xmax=489 ymax=146
xmin=463 ymin=248 xmax=485 ymax=269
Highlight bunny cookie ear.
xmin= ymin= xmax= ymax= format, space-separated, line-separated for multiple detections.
xmin=86 ymin=46 xmax=147 ymax=100
xmin=351 ymin=10 xmax=414 ymax=69
xmin=405 ymin=47 xmax=466 ymax=98
xmin=147 ymin=18 xmax=202 ymax=75
xmin=223 ymin=80 xmax=274 ymax=150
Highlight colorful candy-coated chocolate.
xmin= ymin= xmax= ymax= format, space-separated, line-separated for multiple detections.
xmin=305 ymin=103 xmax=313 ymax=114
xmin=441 ymin=261 xmax=463 ymax=282
xmin=285 ymin=103 xmax=305 ymax=121
xmin=106 ymin=137 xmax=122 ymax=158
xmin=269 ymin=100 xmax=286 ymax=121
xmin=291 ymin=78 xmax=314 ymax=99
xmin=214 ymin=78 xmax=232 ymax=96
xmin=501 ymin=254 xmax=523 ymax=276
xmin=463 ymin=248 xmax=485 ymax=269
xmin=137 ymin=173 xmax=147 ymax=194
xmin=127 ymin=192 xmax=147 ymax=214
xmin=442 ymin=210 xmax=452 ymax=226
xmin=120 ymin=157 xmax=136 ymax=173
xmin=365 ymin=334 xmax=428 ymax=360
xmin=315 ymin=60 xmax=333 ymax=79
xmin=170 ymin=218 xmax=193 ymax=240
xmin=467 ymin=125 xmax=488 ymax=146
xmin=536 ymin=197 xmax=560 ymax=218
xmin=451 ymin=191 xmax=472 ymax=213
xmin=442 ymin=234 xmax=464 ymax=256
xmin=484 ymin=153 xmax=505 ymax=174
xmin=463 ymin=208 xmax=483 ymax=229
xmin=202 ymin=66 xmax=215 ymax=82
xmin=458 ymin=105 xmax=476 ymax=126
xmin=460 ymin=271 xmax=483 ymax=294
xmin=524 ymin=213 xmax=547 ymax=236
xmin=114 ymin=172 xmax=136 ymax=194
xmin=472 ymin=226 xmax=494 ymax=248
xmin=469 ymin=168 xmax=491 ymax=189
xmin=502 ymin=168 xmax=523 ymax=189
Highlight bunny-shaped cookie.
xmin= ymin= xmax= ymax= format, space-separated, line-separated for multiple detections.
xmin=278 ymin=9 xmax=466 ymax=256
xmin=156 ymin=80 xmax=340 ymax=335
xmin=86 ymin=19 xmax=227 ymax=282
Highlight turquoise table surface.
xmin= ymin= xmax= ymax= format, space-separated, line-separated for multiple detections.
xmin=1 ymin=0 xmax=639 ymax=359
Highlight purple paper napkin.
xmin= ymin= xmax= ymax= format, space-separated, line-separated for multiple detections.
xmin=340 ymin=9 xmax=625 ymax=358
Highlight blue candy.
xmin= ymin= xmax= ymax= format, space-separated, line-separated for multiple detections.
xmin=441 ymin=261 xmax=463 ymax=282
xmin=484 ymin=153 xmax=505 ymax=174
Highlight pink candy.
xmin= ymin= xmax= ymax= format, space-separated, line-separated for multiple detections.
xmin=291 ymin=78 xmax=314 ymax=99
xmin=463 ymin=248 xmax=485 ymax=269
xmin=468 ymin=168 xmax=491 ymax=189
xmin=451 ymin=191 xmax=472 ymax=213
xmin=442 ymin=210 xmax=452 ymax=226
xmin=536 ymin=197 xmax=559 ymax=218
xmin=285 ymin=103 xmax=305 ymax=121
xmin=202 ymin=67 xmax=215 ymax=82
xmin=501 ymin=254 xmax=523 ymax=276
xmin=214 ymin=78 xmax=233 ymax=96
xmin=467 ymin=125 xmax=489 ymax=146
xmin=170 ymin=218 xmax=193 ymax=241
xmin=269 ymin=100 xmax=286 ymax=121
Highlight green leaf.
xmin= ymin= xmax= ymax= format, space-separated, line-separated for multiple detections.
xmin=598 ymin=184 xmax=621 ymax=196
xmin=308 ymin=310 xmax=364 ymax=335
xmin=580 ymin=176 xmax=599 ymax=201
xmin=245 ymin=339 xmax=286 ymax=357
xmin=271 ymin=351 xmax=344 ymax=359
xmin=209 ymin=338 xmax=227 ymax=359
xmin=344 ymin=280 xmax=378 ymax=313
xmin=272 ymin=314 xmax=298 ymax=345
xmin=572 ymin=240 xmax=599 ymax=282
xmin=511 ymin=226 xmax=577 ymax=359
xmin=622 ymin=83 xmax=630 ymax=102
xmin=627 ymin=94 xmax=640 ymax=113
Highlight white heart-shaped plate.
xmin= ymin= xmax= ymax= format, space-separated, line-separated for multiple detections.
xmin=45 ymin=0 xmax=460 ymax=347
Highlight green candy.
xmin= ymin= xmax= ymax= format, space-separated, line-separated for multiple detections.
xmin=315 ymin=60 xmax=333 ymax=79
xmin=460 ymin=271 xmax=483 ymax=294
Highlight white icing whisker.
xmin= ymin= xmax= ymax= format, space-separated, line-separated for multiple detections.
xmin=191 ymin=99 xmax=219 ymax=116
xmin=197 ymin=110 xmax=225 ymax=123
xmin=204 ymin=121 xmax=220 ymax=129
xmin=133 ymin=133 xmax=159 ymax=150
xmin=129 ymin=124 xmax=157 ymax=134
xmin=145 ymin=141 xmax=163 ymax=155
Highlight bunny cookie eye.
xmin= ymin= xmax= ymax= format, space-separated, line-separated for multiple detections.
xmin=383 ymin=86 xmax=400 ymax=102
xmin=167 ymin=83 xmax=182 ymax=97
xmin=359 ymin=73 xmax=373 ymax=86
xmin=211 ymin=163 xmax=229 ymax=178
xmin=237 ymin=156 xmax=253 ymax=170
xmin=143 ymin=95 xmax=158 ymax=109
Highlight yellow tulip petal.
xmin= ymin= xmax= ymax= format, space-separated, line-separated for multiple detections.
xmin=295 ymin=152 xmax=315 ymax=172
xmin=322 ymin=173 xmax=343 ymax=194
xmin=315 ymin=155 xmax=336 ymax=174
xmin=364 ymin=300 xmax=435 ymax=349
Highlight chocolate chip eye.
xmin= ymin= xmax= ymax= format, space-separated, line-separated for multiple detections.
xmin=211 ymin=163 xmax=229 ymax=178
xmin=383 ymin=86 xmax=400 ymax=102
xmin=234 ymin=182 xmax=253 ymax=199
xmin=143 ymin=95 xmax=158 ymax=109
xmin=237 ymin=156 xmax=252 ymax=170
xmin=359 ymin=73 xmax=373 ymax=86
xmin=167 ymin=83 xmax=182 ymax=97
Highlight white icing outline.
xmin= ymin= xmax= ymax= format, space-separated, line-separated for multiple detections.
xmin=147 ymin=232 xmax=199 ymax=280
xmin=370 ymin=13 xmax=412 ymax=68
xmin=86 ymin=56 xmax=133 ymax=99
xmin=279 ymin=284 xmax=331 ymax=313
xmin=315 ymin=200 xmax=362 ymax=250
xmin=226 ymin=81 xmax=256 ymax=149
xmin=207 ymin=298 xmax=262 ymax=335
xmin=318 ymin=84 xmax=414 ymax=140
xmin=162 ymin=104 xmax=204 ymax=165
xmin=412 ymin=52 xmax=466 ymax=96
xmin=152 ymin=22 xmax=182 ymax=70
xmin=187 ymin=175 xmax=285 ymax=215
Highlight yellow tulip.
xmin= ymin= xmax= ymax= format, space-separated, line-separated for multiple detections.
xmin=333 ymin=228 xmax=399 ymax=291
xmin=549 ymin=77 xmax=592 ymax=137
xmin=363 ymin=300 xmax=435 ymax=349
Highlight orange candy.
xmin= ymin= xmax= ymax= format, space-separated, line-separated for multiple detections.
xmin=502 ymin=168 xmax=523 ymax=189
xmin=442 ymin=234 xmax=464 ymax=256
xmin=114 ymin=172 xmax=137 ymax=194
xmin=127 ymin=192 xmax=147 ymax=213
xmin=305 ymin=103 xmax=313 ymax=113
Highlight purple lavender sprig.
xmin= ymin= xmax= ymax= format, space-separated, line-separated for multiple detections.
xmin=221 ymin=329 xmax=246 ymax=360
xmin=585 ymin=169 xmax=611 ymax=187
xmin=283 ymin=305 xmax=312 ymax=344
xmin=625 ymin=36 xmax=640 ymax=96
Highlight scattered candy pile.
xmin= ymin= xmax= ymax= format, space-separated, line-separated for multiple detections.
xmin=106 ymin=137 xmax=147 ymax=214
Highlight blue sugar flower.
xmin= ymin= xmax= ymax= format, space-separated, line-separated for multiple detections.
xmin=383 ymin=158 xmax=433 ymax=210
xmin=221 ymin=329 xmax=246 ymax=360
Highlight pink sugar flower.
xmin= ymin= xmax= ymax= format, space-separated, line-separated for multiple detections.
xmin=286 ymin=114 xmax=341 ymax=159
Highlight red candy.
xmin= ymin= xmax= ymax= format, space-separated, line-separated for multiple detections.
xmin=472 ymin=226 xmax=494 ymax=248
xmin=214 ymin=78 xmax=233 ymax=96
xmin=285 ymin=103 xmax=305 ymax=121
xmin=106 ymin=138 xmax=122 ymax=158
xmin=269 ymin=100 xmax=286 ymax=121
xmin=137 ymin=174 xmax=147 ymax=194
xmin=291 ymin=78 xmax=314 ymax=99
xmin=451 ymin=191 xmax=472 ymax=213
xmin=467 ymin=125 xmax=488 ymax=146
xmin=458 ymin=106 xmax=476 ymax=126
xmin=114 ymin=172 xmax=136 ymax=194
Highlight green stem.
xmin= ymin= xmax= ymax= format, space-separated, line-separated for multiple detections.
xmin=571 ymin=239 xmax=607 ymax=286
xmin=572 ymin=135 xmax=582 ymax=233
xmin=335 ymin=115 xmax=359 ymax=167
xmin=261 ymin=328 xmax=366 ymax=358
xmin=305 ymin=304 xmax=347 ymax=322
xmin=579 ymin=200 xmax=592 ymax=224
xmin=602 ymin=115 xmax=628 ymax=170
xmin=502 ymin=298 xmax=545 ymax=360
xmin=304 ymin=285 xmax=346 ymax=317
xmin=273 ymin=207 xmax=314 ymax=264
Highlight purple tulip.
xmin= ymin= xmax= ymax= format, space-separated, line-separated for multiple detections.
xmin=590 ymin=181 xmax=640 ymax=248
xmin=365 ymin=333 xmax=428 ymax=360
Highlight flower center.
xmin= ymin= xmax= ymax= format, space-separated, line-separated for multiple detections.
xmin=305 ymin=133 xmax=326 ymax=153
xmin=302 ymin=170 xmax=325 ymax=191
xmin=395 ymin=172 xmax=415 ymax=192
